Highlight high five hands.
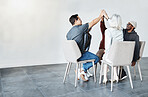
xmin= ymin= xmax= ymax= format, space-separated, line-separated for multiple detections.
xmin=100 ymin=10 xmax=109 ymax=20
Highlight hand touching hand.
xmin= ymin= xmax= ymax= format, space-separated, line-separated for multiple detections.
xmin=101 ymin=10 xmax=109 ymax=20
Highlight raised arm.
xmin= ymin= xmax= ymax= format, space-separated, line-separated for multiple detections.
xmin=100 ymin=17 xmax=107 ymax=33
xmin=99 ymin=17 xmax=107 ymax=49
xmin=88 ymin=10 xmax=109 ymax=29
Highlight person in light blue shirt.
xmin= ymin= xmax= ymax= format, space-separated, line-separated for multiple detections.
xmin=67 ymin=10 xmax=109 ymax=81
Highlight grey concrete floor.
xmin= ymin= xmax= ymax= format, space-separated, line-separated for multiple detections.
xmin=0 ymin=57 xmax=148 ymax=97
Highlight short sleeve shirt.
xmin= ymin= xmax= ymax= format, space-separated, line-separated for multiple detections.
xmin=66 ymin=23 xmax=89 ymax=53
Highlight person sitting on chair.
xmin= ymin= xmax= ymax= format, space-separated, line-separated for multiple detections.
xmin=102 ymin=14 xmax=123 ymax=83
xmin=96 ymin=16 xmax=106 ymax=64
xmin=123 ymin=21 xmax=140 ymax=66
xmin=119 ymin=21 xmax=140 ymax=80
xmin=66 ymin=10 xmax=109 ymax=81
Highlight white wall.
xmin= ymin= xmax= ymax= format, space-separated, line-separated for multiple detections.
xmin=0 ymin=0 xmax=148 ymax=68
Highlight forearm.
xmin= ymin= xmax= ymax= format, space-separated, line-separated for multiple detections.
xmin=89 ymin=15 xmax=102 ymax=29
xmin=133 ymin=37 xmax=140 ymax=62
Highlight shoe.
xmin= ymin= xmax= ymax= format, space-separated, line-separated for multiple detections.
xmin=86 ymin=70 xmax=93 ymax=78
xmin=119 ymin=68 xmax=127 ymax=81
xmin=80 ymin=71 xmax=88 ymax=81
xmin=120 ymin=75 xmax=127 ymax=80
xmin=109 ymin=79 xmax=116 ymax=82
xmin=103 ymin=79 xmax=107 ymax=84
xmin=109 ymin=76 xmax=119 ymax=83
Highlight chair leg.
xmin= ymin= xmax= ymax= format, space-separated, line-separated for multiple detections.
xmin=111 ymin=66 xmax=114 ymax=92
xmin=117 ymin=66 xmax=120 ymax=77
xmin=119 ymin=66 xmax=123 ymax=80
xmin=95 ymin=63 xmax=98 ymax=76
xmin=67 ymin=62 xmax=72 ymax=75
xmin=103 ymin=64 xmax=108 ymax=84
xmin=137 ymin=61 xmax=142 ymax=81
xmin=92 ymin=61 xmax=96 ymax=82
xmin=113 ymin=67 xmax=118 ymax=83
xmin=127 ymin=66 xmax=133 ymax=89
xmin=75 ymin=63 xmax=79 ymax=87
xmin=134 ymin=66 xmax=136 ymax=77
xmin=63 ymin=62 xmax=70 ymax=83
xmin=99 ymin=62 xmax=103 ymax=84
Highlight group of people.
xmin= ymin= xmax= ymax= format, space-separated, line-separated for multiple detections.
xmin=66 ymin=10 xmax=140 ymax=82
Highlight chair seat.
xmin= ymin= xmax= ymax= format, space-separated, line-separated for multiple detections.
xmin=101 ymin=59 xmax=132 ymax=67
xmin=63 ymin=40 xmax=97 ymax=87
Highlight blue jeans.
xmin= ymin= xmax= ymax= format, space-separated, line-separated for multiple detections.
xmin=78 ymin=51 xmax=99 ymax=72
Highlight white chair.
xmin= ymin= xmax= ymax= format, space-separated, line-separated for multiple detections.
xmin=99 ymin=41 xmax=135 ymax=91
xmin=63 ymin=40 xmax=97 ymax=87
xmin=134 ymin=41 xmax=146 ymax=81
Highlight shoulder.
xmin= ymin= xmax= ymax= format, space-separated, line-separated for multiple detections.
xmin=78 ymin=23 xmax=89 ymax=29
xmin=105 ymin=28 xmax=112 ymax=36
xmin=132 ymin=31 xmax=139 ymax=40
xmin=133 ymin=31 xmax=139 ymax=37
xmin=77 ymin=23 xmax=89 ymax=32
xmin=105 ymin=28 xmax=112 ymax=32
xmin=67 ymin=27 xmax=78 ymax=37
xmin=122 ymin=29 xmax=127 ymax=34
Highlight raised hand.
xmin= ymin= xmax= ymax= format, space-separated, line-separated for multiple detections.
xmin=102 ymin=10 xmax=109 ymax=20
xmin=100 ymin=10 xmax=105 ymax=17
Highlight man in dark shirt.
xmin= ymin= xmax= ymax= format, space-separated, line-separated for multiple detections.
xmin=119 ymin=21 xmax=140 ymax=80
xmin=123 ymin=21 xmax=140 ymax=66
xmin=67 ymin=10 xmax=109 ymax=81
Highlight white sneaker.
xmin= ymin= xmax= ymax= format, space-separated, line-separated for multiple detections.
xmin=80 ymin=71 xmax=88 ymax=81
xmin=120 ymin=75 xmax=127 ymax=81
xmin=87 ymin=70 xmax=93 ymax=78
xmin=103 ymin=78 xmax=107 ymax=84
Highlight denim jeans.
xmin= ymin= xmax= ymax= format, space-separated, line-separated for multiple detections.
xmin=78 ymin=51 xmax=99 ymax=72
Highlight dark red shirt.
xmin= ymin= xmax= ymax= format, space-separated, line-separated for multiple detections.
xmin=99 ymin=20 xmax=106 ymax=49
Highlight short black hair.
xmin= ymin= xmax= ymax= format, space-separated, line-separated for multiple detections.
xmin=69 ymin=14 xmax=78 ymax=25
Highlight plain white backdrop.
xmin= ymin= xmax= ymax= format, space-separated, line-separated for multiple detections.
xmin=0 ymin=0 xmax=147 ymax=68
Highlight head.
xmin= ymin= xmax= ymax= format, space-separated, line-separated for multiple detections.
xmin=126 ymin=21 xmax=137 ymax=31
xmin=108 ymin=14 xmax=122 ymax=30
xmin=69 ymin=14 xmax=82 ymax=26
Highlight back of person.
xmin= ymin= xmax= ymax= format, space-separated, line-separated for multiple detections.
xmin=102 ymin=14 xmax=123 ymax=83
xmin=107 ymin=28 xmax=123 ymax=42
xmin=66 ymin=12 xmax=108 ymax=81
xmin=103 ymin=28 xmax=123 ymax=60
xmin=123 ymin=21 xmax=140 ymax=66
xmin=103 ymin=14 xmax=123 ymax=60
xmin=67 ymin=23 xmax=89 ymax=54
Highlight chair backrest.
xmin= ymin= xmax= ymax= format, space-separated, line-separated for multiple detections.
xmin=107 ymin=41 xmax=135 ymax=66
xmin=139 ymin=41 xmax=146 ymax=58
xmin=63 ymin=40 xmax=81 ymax=63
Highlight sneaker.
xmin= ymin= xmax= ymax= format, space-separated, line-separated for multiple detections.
xmin=120 ymin=75 xmax=127 ymax=80
xmin=119 ymin=68 xmax=127 ymax=81
xmin=86 ymin=70 xmax=93 ymax=78
xmin=80 ymin=71 xmax=88 ymax=81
